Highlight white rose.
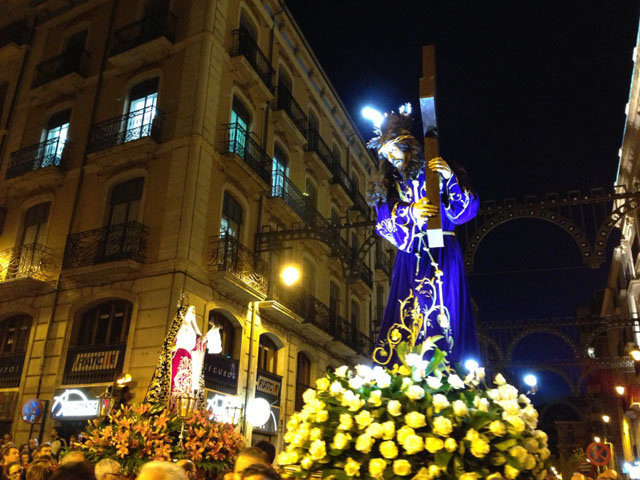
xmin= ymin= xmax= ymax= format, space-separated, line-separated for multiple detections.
xmin=334 ymin=365 xmax=349 ymax=378
xmin=473 ymin=396 xmax=489 ymax=412
xmin=452 ymin=399 xmax=469 ymax=417
xmin=302 ymin=388 xmax=316 ymax=403
xmin=426 ymin=376 xmax=443 ymax=390
xmin=498 ymin=384 xmax=519 ymax=400
xmin=494 ymin=373 xmax=507 ymax=385
xmin=498 ymin=399 xmax=521 ymax=415
xmin=330 ymin=381 xmax=345 ymax=396
xmin=487 ymin=389 xmax=500 ymax=401
xmin=402 ymin=377 xmax=413 ymax=390
xmin=368 ymin=389 xmax=382 ymax=407
xmin=349 ymin=376 xmax=365 ymax=390
xmin=406 ymin=385 xmax=425 ymax=400
xmin=355 ymin=365 xmax=373 ymax=381
xmin=387 ymin=400 xmax=402 ymax=416
xmin=448 ymin=374 xmax=465 ymax=389
xmin=519 ymin=394 xmax=531 ymax=405
xmin=373 ymin=367 xmax=391 ymax=388
xmin=432 ymin=394 xmax=450 ymax=413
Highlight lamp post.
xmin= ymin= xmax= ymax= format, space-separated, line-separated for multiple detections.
xmin=524 ymin=374 xmax=538 ymax=395
xmin=176 ymin=393 xmax=197 ymax=447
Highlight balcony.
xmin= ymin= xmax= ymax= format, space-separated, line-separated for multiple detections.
xmin=329 ymin=161 xmax=354 ymax=207
xmin=31 ymin=50 xmax=87 ymax=101
xmin=3 ymin=137 xmax=67 ymax=192
xmin=87 ymin=106 xmax=164 ymax=166
xmin=353 ymin=191 xmax=370 ymax=218
xmin=353 ymin=332 xmax=373 ymax=358
xmin=304 ymin=128 xmax=333 ymax=181
xmin=229 ymin=28 xmax=273 ymax=100
xmin=329 ymin=311 xmax=356 ymax=355
xmin=359 ymin=263 xmax=373 ymax=288
xmin=220 ymin=122 xmax=271 ymax=190
xmin=0 ymin=353 xmax=26 ymax=388
xmin=0 ymin=244 xmax=58 ymax=297
xmin=109 ymin=10 xmax=176 ymax=67
xmin=375 ymin=246 xmax=392 ymax=278
xmin=208 ymin=234 xmax=267 ymax=301
xmin=62 ymin=221 xmax=149 ymax=281
xmin=272 ymin=84 xmax=307 ymax=144
xmin=0 ymin=21 xmax=28 ymax=60
xmin=62 ymin=342 xmax=126 ymax=385
xmin=269 ymin=171 xmax=307 ymax=222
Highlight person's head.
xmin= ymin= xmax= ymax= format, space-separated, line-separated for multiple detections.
xmin=95 ymin=458 xmax=122 ymax=480
xmin=31 ymin=456 xmax=53 ymax=468
xmin=27 ymin=439 xmax=38 ymax=451
xmin=252 ymin=442 xmax=275 ymax=465
xmin=68 ymin=436 xmax=77 ymax=446
xmin=59 ymin=451 xmax=84 ymax=465
xmin=240 ymin=464 xmax=281 ymax=480
xmin=2 ymin=446 xmax=20 ymax=465
xmin=234 ymin=448 xmax=269 ymax=474
xmin=34 ymin=444 xmax=52 ymax=459
xmin=3 ymin=434 xmax=13 ymax=445
xmin=50 ymin=462 xmax=94 ymax=480
xmin=48 ymin=430 xmax=58 ymax=441
xmin=175 ymin=460 xmax=195 ymax=480
xmin=18 ymin=445 xmax=29 ymax=456
xmin=20 ymin=453 xmax=30 ymax=465
xmin=136 ymin=461 xmax=186 ymax=480
xmin=26 ymin=463 xmax=52 ymax=480
xmin=5 ymin=462 xmax=23 ymax=480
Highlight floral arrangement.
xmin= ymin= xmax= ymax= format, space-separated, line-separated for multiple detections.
xmin=78 ymin=403 xmax=244 ymax=475
xmin=277 ymin=342 xmax=550 ymax=480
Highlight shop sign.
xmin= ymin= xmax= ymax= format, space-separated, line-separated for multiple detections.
xmin=71 ymin=348 xmax=121 ymax=372
xmin=50 ymin=387 xmax=104 ymax=419
xmin=203 ymin=356 xmax=239 ymax=394
xmin=205 ymin=390 xmax=242 ymax=424
xmin=255 ymin=370 xmax=282 ymax=406
xmin=624 ymin=462 xmax=640 ymax=479
xmin=252 ymin=398 xmax=279 ymax=435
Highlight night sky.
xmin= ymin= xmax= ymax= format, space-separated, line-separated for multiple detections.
xmin=286 ymin=1 xmax=640 ymax=404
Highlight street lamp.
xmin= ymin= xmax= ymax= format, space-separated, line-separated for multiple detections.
xmin=615 ymin=385 xmax=626 ymax=396
xmin=524 ymin=374 xmax=538 ymax=394
xmin=630 ymin=347 xmax=640 ymax=362
xmin=594 ymin=436 xmax=601 ymax=443
xmin=464 ymin=359 xmax=480 ymax=372
xmin=280 ymin=265 xmax=301 ymax=286
xmin=602 ymin=414 xmax=610 ymax=423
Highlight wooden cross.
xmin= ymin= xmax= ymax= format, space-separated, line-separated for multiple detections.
xmin=419 ymin=45 xmax=444 ymax=248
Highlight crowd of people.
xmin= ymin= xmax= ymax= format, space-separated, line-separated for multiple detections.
xmin=0 ymin=431 xmax=282 ymax=480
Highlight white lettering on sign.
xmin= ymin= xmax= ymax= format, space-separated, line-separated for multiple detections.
xmin=206 ymin=394 xmax=242 ymax=424
xmin=71 ymin=350 xmax=120 ymax=372
xmin=51 ymin=389 xmax=99 ymax=418
xmin=625 ymin=463 xmax=640 ymax=479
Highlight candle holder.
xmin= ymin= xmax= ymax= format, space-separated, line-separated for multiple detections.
xmin=176 ymin=392 xmax=197 ymax=447
xmin=97 ymin=387 xmax=114 ymax=418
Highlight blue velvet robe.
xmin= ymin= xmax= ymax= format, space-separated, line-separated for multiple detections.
xmin=374 ymin=169 xmax=480 ymax=366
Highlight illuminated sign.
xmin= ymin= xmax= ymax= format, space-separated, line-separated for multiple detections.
xmin=252 ymin=397 xmax=279 ymax=435
xmin=71 ymin=349 xmax=120 ymax=372
xmin=205 ymin=391 xmax=242 ymax=424
xmin=50 ymin=388 xmax=99 ymax=418
xmin=624 ymin=462 xmax=640 ymax=479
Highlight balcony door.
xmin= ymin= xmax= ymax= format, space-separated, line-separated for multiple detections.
xmin=230 ymin=97 xmax=251 ymax=157
xmin=62 ymin=30 xmax=87 ymax=72
xmin=295 ymin=352 xmax=311 ymax=411
xmin=42 ymin=110 xmax=70 ymax=168
xmin=219 ymin=192 xmax=243 ymax=240
xmin=0 ymin=315 xmax=31 ymax=389
xmin=272 ymin=146 xmax=289 ymax=197
xmin=257 ymin=334 xmax=278 ymax=374
xmin=127 ymin=79 xmax=158 ymax=141
xmin=9 ymin=203 xmax=50 ymax=279
xmin=104 ymin=177 xmax=144 ymax=260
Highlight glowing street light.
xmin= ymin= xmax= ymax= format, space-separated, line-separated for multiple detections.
xmin=602 ymin=414 xmax=610 ymax=423
xmin=524 ymin=374 xmax=537 ymax=387
xmin=246 ymin=397 xmax=271 ymax=427
xmin=280 ymin=265 xmax=300 ymax=286
xmin=361 ymin=106 xmax=384 ymax=129
xmin=594 ymin=436 xmax=601 ymax=443
xmin=464 ymin=359 xmax=479 ymax=372
xmin=615 ymin=385 xmax=626 ymax=396
xmin=630 ymin=347 xmax=640 ymax=362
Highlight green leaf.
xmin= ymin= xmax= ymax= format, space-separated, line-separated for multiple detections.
xmin=506 ymin=455 xmax=523 ymax=471
xmin=425 ymin=349 xmax=445 ymax=376
xmin=494 ymin=439 xmax=518 ymax=451
xmin=435 ymin=450 xmax=454 ymax=468
xmin=469 ymin=412 xmax=493 ymax=430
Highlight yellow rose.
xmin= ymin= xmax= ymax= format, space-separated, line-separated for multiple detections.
xmin=367 ymin=422 xmax=384 ymax=438
xmin=339 ymin=413 xmax=354 ymax=431
xmin=403 ymin=434 xmax=424 ymax=455
xmin=284 ymin=431 xmax=295 ymax=444
xmin=505 ymin=465 xmax=520 ymax=480
xmin=406 ymin=385 xmax=425 ymax=400
xmin=344 ymin=457 xmax=361 ymax=477
xmin=331 ymin=432 xmax=351 ymax=450
xmin=428 ymin=465 xmax=442 ymax=479
xmin=474 ymin=396 xmax=489 ymax=412
xmin=412 ymin=467 xmax=430 ymax=480
xmin=470 ymin=438 xmax=490 ymax=458
xmin=308 ymin=439 xmax=326 ymax=461
xmin=379 ymin=440 xmax=399 ymax=459
xmin=369 ymin=389 xmax=382 ymax=407
xmin=539 ymin=447 xmax=550 ymax=460
xmin=393 ymin=460 xmax=412 ymax=476
xmin=524 ymin=454 xmax=536 ymax=470
xmin=355 ymin=434 xmax=375 ymax=454
xmin=459 ymin=473 xmax=478 ymax=480
xmin=494 ymin=373 xmax=507 ymax=385
xmin=397 ymin=426 xmax=415 ymax=444
xmin=382 ymin=421 xmax=396 ymax=440
xmin=504 ymin=415 xmax=526 ymax=433
xmin=292 ymin=432 xmax=307 ymax=447
xmin=300 ymin=456 xmax=313 ymax=470
xmin=432 ymin=416 xmax=453 ymax=436
xmin=452 ymin=400 xmax=469 ymax=417
xmin=388 ymin=400 xmax=402 ymax=416
xmin=490 ymin=452 xmax=507 ymax=466
xmin=425 ymin=437 xmax=444 ymax=453
xmin=310 ymin=427 xmax=323 ymax=441
xmin=302 ymin=388 xmax=316 ymax=403
xmin=534 ymin=430 xmax=548 ymax=444
xmin=464 ymin=428 xmax=479 ymax=441
xmin=316 ymin=377 xmax=330 ymax=391
xmin=489 ymin=420 xmax=507 ymax=437
xmin=355 ymin=410 xmax=373 ymax=429
xmin=523 ymin=438 xmax=539 ymax=453
xmin=486 ymin=474 xmax=503 ymax=480
xmin=368 ymin=458 xmax=387 ymax=478
xmin=444 ymin=437 xmax=457 ymax=452
xmin=509 ymin=446 xmax=528 ymax=464
xmin=432 ymin=394 xmax=450 ymax=413
xmin=405 ymin=411 xmax=427 ymax=429
xmin=316 ymin=410 xmax=329 ymax=422
xmin=330 ymin=381 xmax=345 ymax=396
xmin=277 ymin=452 xmax=293 ymax=465
xmin=499 ymin=399 xmax=521 ymax=415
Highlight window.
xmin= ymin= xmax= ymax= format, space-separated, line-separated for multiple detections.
xmin=74 ymin=300 xmax=132 ymax=346
xmin=128 ymin=78 xmax=158 ymax=141
xmin=220 ymin=192 xmax=243 ymax=239
xmin=209 ymin=311 xmax=236 ymax=358
xmin=21 ymin=203 xmax=50 ymax=246
xmin=332 ymin=144 xmax=341 ymax=167
xmin=8 ymin=203 xmax=51 ymax=279
xmin=351 ymin=300 xmax=359 ymax=332
xmin=308 ymin=109 xmax=319 ymax=133
xmin=145 ymin=0 xmax=169 ymax=16
xmin=230 ymin=97 xmax=251 ymax=156
xmin=351 ymin=173 xmax=360 ymax=196
xmin=305 ymin=178 xmax=317 ymax=210
xmin=303 ymin=259 xmax=315 ymax=296
xmin=42 ymin=110 xmax=70 ymax=167
xmin=239 ymin=12 xmax=258 ymax=42
xmin=272 ymin=145 xmax=289 ymax=196
xmin=257 ymin=334 xmax=278 ymax=373
xmin=329 ymin=281 xmax=340 ymax=315
xmin=104 ymin=177 xmax=144 ymax=258
xmin=0 ymin=315 xmax=31 ymax=355
xmin=295 ymin=352 xmax=311 ymax=411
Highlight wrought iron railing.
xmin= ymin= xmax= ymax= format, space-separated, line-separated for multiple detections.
xmin=330 ymin=161 xmax=353 ymax=197
xmin=0 ymin=353 xmax=26 ymax=388
xmin=62 ymin=221 xmax=149 ymax=269
xmin=271 ymin=171 xmax=307 ymax=219
xmin=304 ymin=128 xmax=333 ymax=170
xmin=230 ymin=28 xmax=273 ymax=90
xmin=208 ymin=234 xmax=268 ymax=294
xmin=354 ymin=191 xmax=370 ymax=218
xmin=304 ymin=198 xmax=330 ymax=230
xmin=6 ymin=137 xmax=68 ymax=179
xmin=32 ymin=50 xmax=87 ymax=88
xmin=359 ymin=263 xmax=373 ymax=288
xmin=275 ymin=84 xmax=307 ymax=136
xmin=221 ymin=122 xmax=271 ymax=184
xmin=375 ymin=246 xmax=391 ymax=276
xmin=0 ymin=244 xmax=58 ymax=283
xmin=353 ymin=332 xmax=373 ymax=356
xmin=110 ymin=10 xmax=176 ymax=56
xmin=0 ymin=21 xmax=28 ymax=48
xmin=87 ymin=106 xmax=165 ymax=152
xmin=62 ymin=342 xmax=126 ymax=385
xmin=329 ymin=311 xmax=354 ymax=347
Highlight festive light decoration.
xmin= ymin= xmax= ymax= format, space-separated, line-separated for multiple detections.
xmin=615 ymin=385 xmax=626 ymax=395
xmin=524 ymin=374 xmax=538 ymax=387
xmin=246 ymin=397 xmax=271 ymax=426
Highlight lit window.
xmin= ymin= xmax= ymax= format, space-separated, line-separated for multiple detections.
xmin=587 ymin=347 xmax=595 ymax=358
xmin=43 ymin=110 xmax=70 ymax=167
xmin=127 ymin=79 xmax=158 ymax=141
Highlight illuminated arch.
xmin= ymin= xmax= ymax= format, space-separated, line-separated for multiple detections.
xmin=506 ymin=328 xmax=580 ymax=362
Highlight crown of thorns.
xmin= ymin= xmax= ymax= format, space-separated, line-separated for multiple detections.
xmin=367 ymin=103 xmax=417 ymax=154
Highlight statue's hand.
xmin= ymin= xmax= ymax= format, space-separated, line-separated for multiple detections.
xmin=411 ymin=197 xmax=438 ymax=227
xmin=428 ymin=156 xmax=453 ymax=180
